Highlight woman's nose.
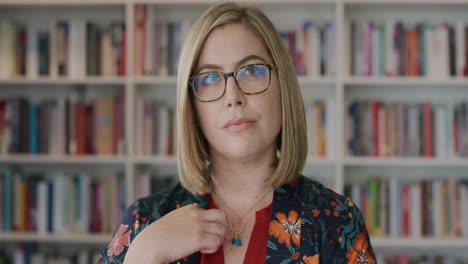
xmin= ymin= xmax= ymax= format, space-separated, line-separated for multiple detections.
xmin=223 ymin=75 xmax=245 ymax=107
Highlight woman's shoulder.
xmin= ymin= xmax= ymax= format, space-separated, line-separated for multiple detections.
xmin=299 ymin=175 xmax=349 ymax=203
xmin=297 ymin=175 xmax=359 ymax=223
xmin=130 ymin=181 xmax=199 ymax=217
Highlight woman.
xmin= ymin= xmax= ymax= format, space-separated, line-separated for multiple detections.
xmin=97 ymin=2 xmax=376 ymax=264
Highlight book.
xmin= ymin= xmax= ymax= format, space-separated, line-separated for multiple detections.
xmin=346 ymin=177 xmax=468 ymax=238
xmin=351 ymin=20 xmax=468 ymax=78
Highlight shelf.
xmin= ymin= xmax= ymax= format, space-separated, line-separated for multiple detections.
xmin=0 ymin=77 xmax=127 ymax=85
xmin=344 ymin=77 xmax=468 ymax=86
xmin=0 ymin=154 xmax=127 ymax=164
xmin=298 ymin=77 xmax=336 ymax=86
xmin=132 ymin=155 xmax=178 ymax=165
xmin=133 ymin=75 xmax=177 ymax=85
xmin=371 ymin=237 xmax=468 ymax=248
xmin=344 ymin=0 xmax=468 ymax=5
xmin=306 ymin=157 xmax=336 ymax=165
xmin=0 ymin=0 xmax=126 ymax=5
xmin=344 ymin=157 xmax=468 ymax=167
xmin=0 ymin=232 xmax=112 ymax=244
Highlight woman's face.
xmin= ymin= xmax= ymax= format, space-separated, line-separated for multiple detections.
xmin=193 ymin=23 xmax=282 ymax=162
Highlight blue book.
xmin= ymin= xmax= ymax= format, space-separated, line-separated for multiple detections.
xmin=38 ymin=31 xmax=50 ymax=76
xmin=29 ymin=104 xmax=39 ymax=154
xmin=75 ymin=175 xmax=81 ymax=221
xmin=47 ymin=182 xmax=54 ymax=232
xmin=168 ymin=22 xmax=180 ymax=76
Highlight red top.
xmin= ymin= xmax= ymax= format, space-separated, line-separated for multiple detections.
xmin=199 ymin=194 xmax=273 ymax=264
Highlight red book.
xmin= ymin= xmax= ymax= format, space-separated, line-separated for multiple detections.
xmin=75 ymin=103 xmax=86 ymax=155
xmin=92 ymin=183 xmax=101 ymax=233
xmin=134 ymin=5 xmax=146 ymax=76
xmin=372 ymin=100 xmax=380 ymax=156
xmin=402 ymin=185 xmax=410 ymax=237
xmin=84 ymin=105 xmax=94 ymax=154
xmin=423 ymin=102 xmax=433 ymax=157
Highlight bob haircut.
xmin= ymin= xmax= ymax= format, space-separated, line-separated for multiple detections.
xmin=177 ymin=1 xmax=307 ymax=194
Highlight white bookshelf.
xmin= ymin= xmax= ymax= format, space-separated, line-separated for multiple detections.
xmin=0 ymin=154 xmax=127 ymax=164
xmin=344 ymin=157 xmax=468 ymax=167
xmin=1 ymin=0 xmax=468 ymax=260
xmin=372 ymin=238 xmax=468 ymax=248
xmin=0 ymin=232 xmax=112 ymax=244
xmin=0 ymin=77 xmax=128 ymax=85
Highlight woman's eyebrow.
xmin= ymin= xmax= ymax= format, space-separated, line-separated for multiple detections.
xmin=196 ymin=54 xmax=267 ymax=73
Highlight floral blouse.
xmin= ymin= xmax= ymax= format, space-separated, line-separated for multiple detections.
xmin=97 ymin=175 xmax=377 ymax=264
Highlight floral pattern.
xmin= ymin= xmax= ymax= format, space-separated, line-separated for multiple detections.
xmin=97 ymin=175 xmax=377 ymax=264
xmin=302 ymin=255 xmax=319 ymax=264
xmin=107 ymin=224 xmax=131 ymax=258
xmin=346 ymin=233 xmax=376 ymax=264
xmin=269 ymin=210 xmax=302 ymax=247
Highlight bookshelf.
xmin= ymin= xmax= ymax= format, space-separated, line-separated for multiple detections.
xmin=0 ymin=0 xmax=468 ymax=262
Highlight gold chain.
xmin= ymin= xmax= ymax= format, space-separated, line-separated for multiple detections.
xmin=211 ymin=188 xmax=272 ymax=242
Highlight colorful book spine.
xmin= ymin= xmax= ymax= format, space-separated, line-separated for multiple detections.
xmin=351 ymin=20 xmax=468 ymax=78
xmin=346 ymin=178 xmax=468 ymax=238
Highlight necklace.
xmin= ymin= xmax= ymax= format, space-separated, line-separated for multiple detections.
xmin=211 ymin=188 xmax=272 ymax=247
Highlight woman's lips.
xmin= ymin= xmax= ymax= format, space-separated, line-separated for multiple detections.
xmin=224 ymin=118 xmax=255 ymax=132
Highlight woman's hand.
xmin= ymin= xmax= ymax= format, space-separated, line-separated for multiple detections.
xmin=123 ymin=203 xmax=230 ymax=264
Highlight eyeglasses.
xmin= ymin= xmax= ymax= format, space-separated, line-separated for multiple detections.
xmin=188 ymin=63 xmax=278 ymax=102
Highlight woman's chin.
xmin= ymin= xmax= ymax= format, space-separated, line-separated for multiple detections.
xmin=219 ymin=145 xmax=273 ymax=161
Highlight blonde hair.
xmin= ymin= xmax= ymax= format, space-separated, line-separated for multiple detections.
xmin=177 ymin=2 xmax=307 ymax=194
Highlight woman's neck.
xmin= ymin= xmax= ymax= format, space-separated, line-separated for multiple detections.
xmin=209 ymin=149 xmax=276 ymax=206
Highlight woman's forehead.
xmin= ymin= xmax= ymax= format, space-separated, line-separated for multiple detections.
xmin=195 ymin=24 xmax=272 ymax=71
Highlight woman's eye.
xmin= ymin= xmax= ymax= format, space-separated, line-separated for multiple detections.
xmin=244 ymin=66 xmax=266 ymax=78
xmin=201 ymin=73 xmax=220 ymax=85
xmin=246 ymin=66 xmax=258 ymax=75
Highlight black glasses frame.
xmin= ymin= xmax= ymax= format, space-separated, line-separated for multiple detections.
xmin=188 ymin=63 xmax=278 ymax=102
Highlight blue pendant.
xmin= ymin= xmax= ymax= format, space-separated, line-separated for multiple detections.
xmin=232 ymin=237 xmax=242 ymax=247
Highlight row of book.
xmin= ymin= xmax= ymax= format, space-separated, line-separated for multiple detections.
xmin=280 ymin=21 xmax=336 ymax=77
xmin=133 ymin=4 xmax=337 ymax=78
xmin=0 ymin=169 xmax=126 ymax=234
xmin=134 ymin=99 xmax=176 ymax=156
xmin=134 ymin=171 xmax=176 ymax=199
xmin=345 ymin=177 xmax=468 ymax=238
xmin=305 ymin=100 xmax=334 ymax=158
xmin=0 ymin=89 xmax=126 ymax=156
xmin=0 ymin=20 xmax=126 ymax=79
xmin=379 ymin=256 xmax=467 ymax=264
xmin=0 ymin=247 xmax=100 ymax=264
xmin=350 ymin=21 xmax=468 ymax=78
xmin=345 ymin=100 xmax=468 ymax=158
xmin=134 ymin=5 xmax=191 ymax=76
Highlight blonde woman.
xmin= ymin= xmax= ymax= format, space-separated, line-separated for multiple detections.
xmin=98 ymin=2 xmax=376 ymax=264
